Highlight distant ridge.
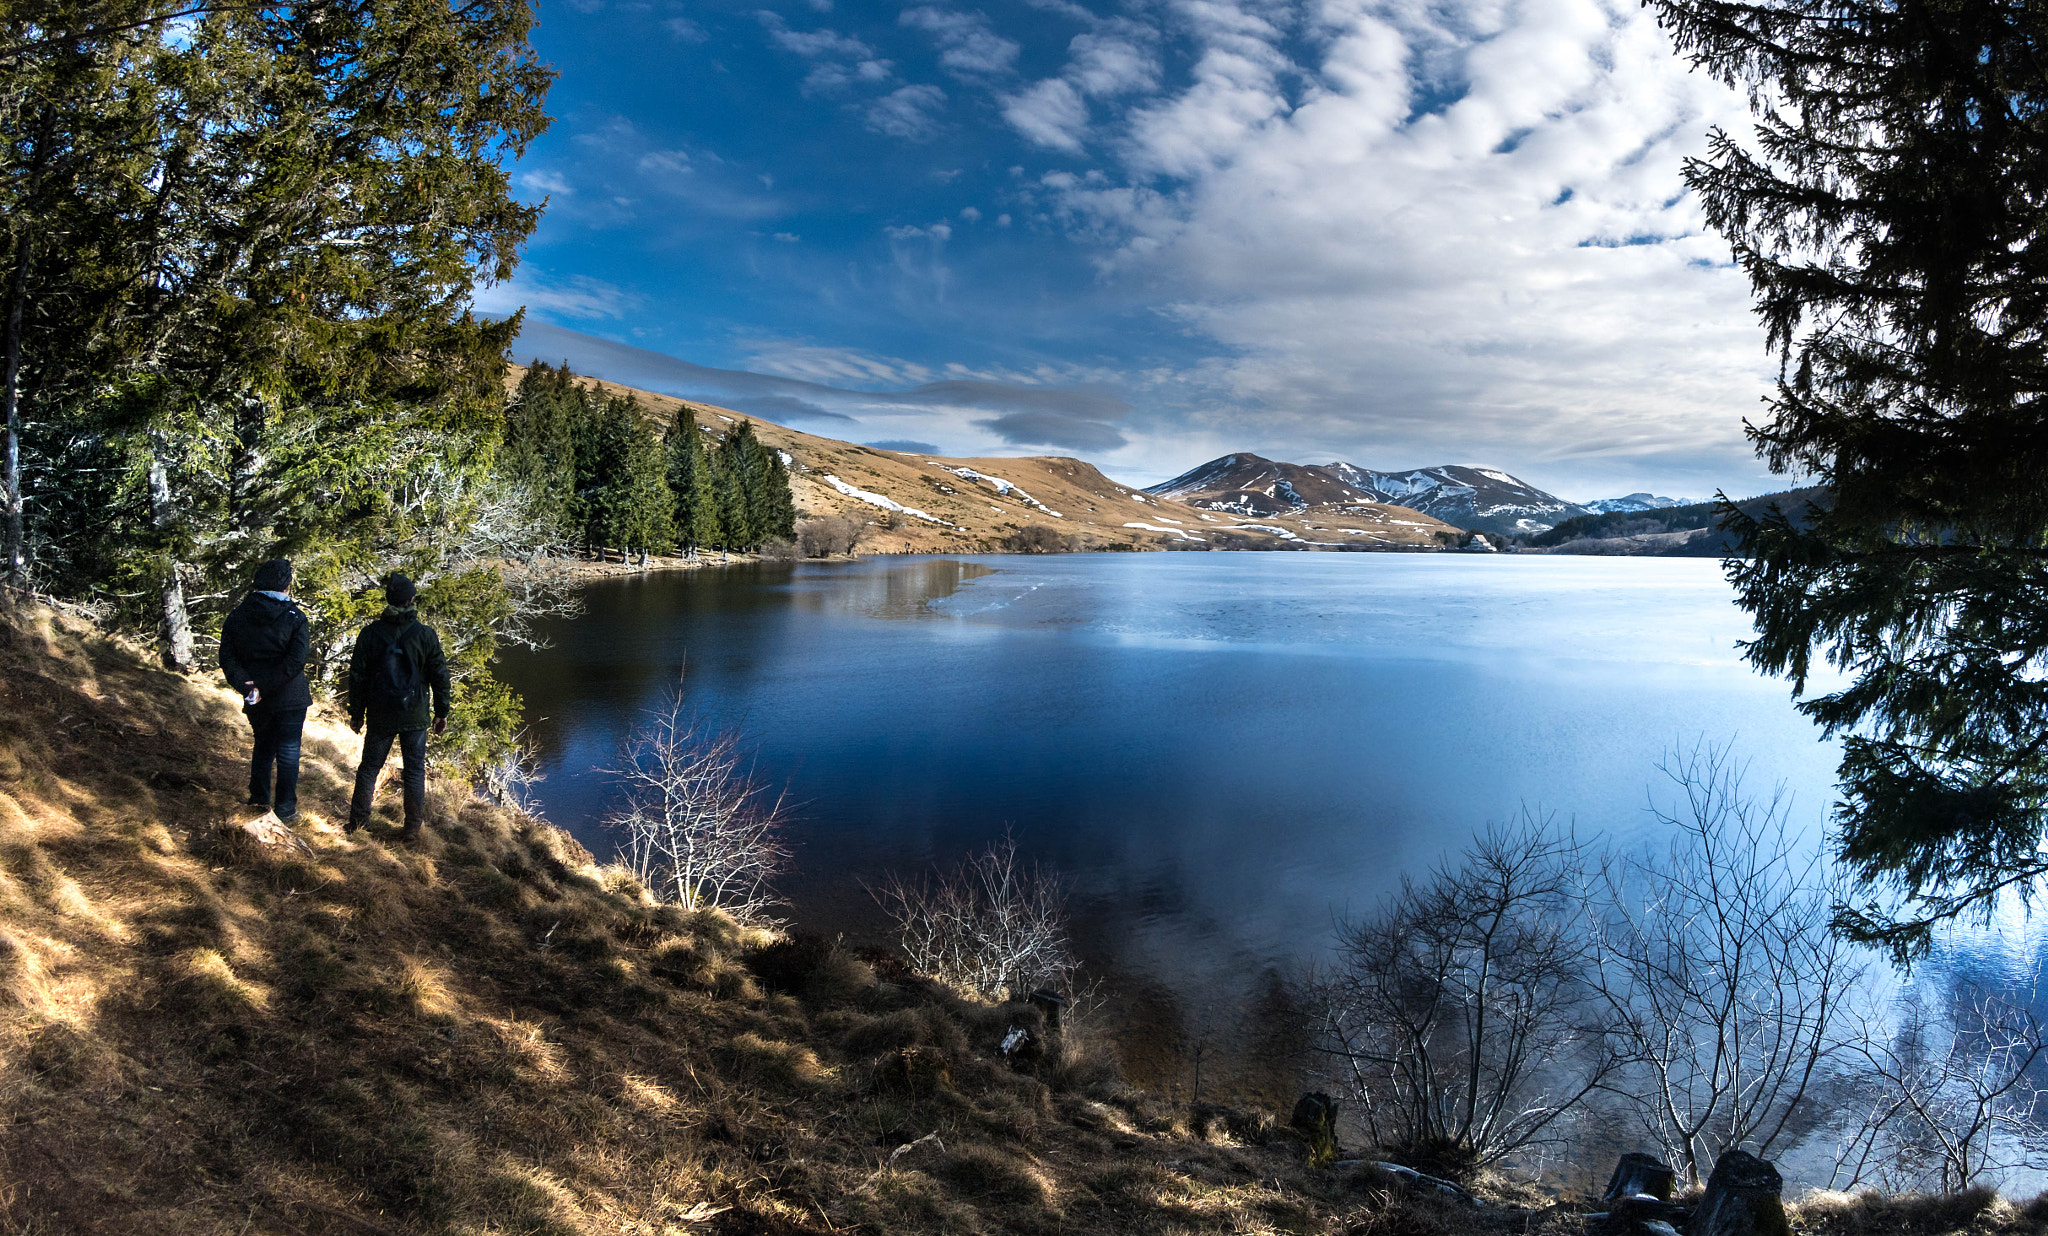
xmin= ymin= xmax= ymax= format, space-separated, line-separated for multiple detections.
xmin=501 ymin=368 xmax=1465 ymax=553
xmin=1147 ymin=453 xmax=1590 ymax=535
xmin=1526 ymin=486 xmax=1830 ymax=556
xmin=1584 ymin=492 xmax=1703 ymax=514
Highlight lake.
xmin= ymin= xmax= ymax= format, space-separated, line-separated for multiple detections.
xmin=497 ymin=552 xmax=1854 ymax=1103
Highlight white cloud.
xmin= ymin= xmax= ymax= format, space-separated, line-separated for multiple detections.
xmin=960 ymin=206 xmax=982 ymax=221
xmin=994 ymin=20 xmax=1161 ymax=152
xmin=1066 ymin=28 xmax=1160 ymax=97
xmin=900 ymin=8 xmax=1021 ymax=78
xmin=515 ymin=169 xmax=574 ymax=200
xmin=886 ymin=221 xmax=955 ymax=241
xmin=637 ymin=150 xmax=691 ymax=175
xmin=1003 ymin=78 xmax=1089 ymax=152
xmin=474 ymin=272 xmax=635 ymax=321
xmin=757 ymin=11 xmax=873 ymax=58
xmin=665 ymin=16 xmax=706 ymax=42
xmin=1021 ymin=0 xmax=1776 ymax=493
xmin=746 ymin=341 xmax=942 ymax=386
xmin=865 ymin=84 xmax=949 ymax=140
xmin=803 ymin=57 xmax=893 ymax=92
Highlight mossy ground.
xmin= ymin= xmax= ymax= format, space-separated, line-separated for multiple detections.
xmin=0 ymin=598 xmax=2043 ymax=1235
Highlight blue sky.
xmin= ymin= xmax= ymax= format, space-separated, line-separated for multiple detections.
xmin=478 ymin=0 xmax=1783 ymax=499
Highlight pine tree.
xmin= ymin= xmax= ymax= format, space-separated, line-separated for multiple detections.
xmin=612 ymin=399 xmax=675 ymax=562
xmin=1655 ymin=0 xmax=2048 ymax=956
xmin=712 ymin=420 xmax=794 ymax=549
xmin=663 ymin=403 xmax=714 ymax=553
xmin=692 ymin=454 xmax=723 ymax=551
xmin=5 ymin=0 xmax=551 ymax=667
xmin=711 ymin=443 xmax=751 ymax=550
xmin=750 ymin=436 xmax=797 ymax=544
xmin=503 ymin=362 xmax=586 ymax=538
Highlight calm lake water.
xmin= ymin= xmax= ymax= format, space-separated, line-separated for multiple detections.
xmin=497 ymin=552 xmax=1857 ymax=1101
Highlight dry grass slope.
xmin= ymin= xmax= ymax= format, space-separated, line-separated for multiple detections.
xmin=1 ymin=598 xmax=2044 ymax=1236
xmin=505 ymin=366 xmax=1463 ymax=554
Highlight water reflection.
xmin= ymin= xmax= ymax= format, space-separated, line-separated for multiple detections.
xmin=498 ymin=554 xmax=1849 ymax=1111
xmin=787 ymin=557 xmax=998 ymax=620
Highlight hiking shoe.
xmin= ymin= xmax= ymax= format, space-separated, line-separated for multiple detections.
xmin=344 ymin=817 xmax=365 ymax=835
xmin=399 ymin=825 xmax=422 ymax=844
xmin=245 ymin=797 xmax=269 ymax=809
xmin=275 ymin=805 xmax=298 ymax=821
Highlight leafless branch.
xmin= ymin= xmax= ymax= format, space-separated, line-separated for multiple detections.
xmin=601 ymin=689 xmax=790 ymax=924
xmin=869 ymin=833 xmax=1076 ymax=1002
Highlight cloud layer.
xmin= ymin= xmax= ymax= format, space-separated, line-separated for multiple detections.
xmin=510 ymin=320 xmax=1136 ymax=453
xmin=488 ymin=0 xmax=1790 ymax=498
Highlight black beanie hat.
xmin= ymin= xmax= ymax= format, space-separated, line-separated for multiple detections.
xmin=384 ymin=573 xmax=418 ymax=607
xmin=252 ymin=558 xmax=293 ymax=592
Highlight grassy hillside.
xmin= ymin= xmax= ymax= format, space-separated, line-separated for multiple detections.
xmin=5 ymin=598 xmax=2046 ymax=1236
xmin=0 ymin=601 xmax=1488 ymax=1235
xmin=506 ymin=367 xmax=1463 ymax=554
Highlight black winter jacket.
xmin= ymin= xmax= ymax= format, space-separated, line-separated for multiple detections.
xmin=346 ymin=607 xmax=451 ymax=733
xmin=219 ymin=592 xmax=313 ymax=711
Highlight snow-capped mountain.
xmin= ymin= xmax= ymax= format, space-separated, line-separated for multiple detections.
xmin=1582 ymin=493 xmax=1702 ymax=514
xmin=1147 ymin=454 xmax=1590 ymax=535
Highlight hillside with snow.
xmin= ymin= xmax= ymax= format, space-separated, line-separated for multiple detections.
xmin=507 ymin=371 xmax=1465 ymax=553
xmin=1147 ymin=455 xmax=1595 ymax=535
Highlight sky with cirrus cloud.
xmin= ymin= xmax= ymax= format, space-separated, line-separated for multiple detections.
xmin=479 ymin=0 xmax=1782 ymax=500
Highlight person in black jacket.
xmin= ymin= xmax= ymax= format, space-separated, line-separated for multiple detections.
xmin=345 ymin=573 xmax=451 ymax=840
xmin=218 ymin=558 xmax=313 ymax=819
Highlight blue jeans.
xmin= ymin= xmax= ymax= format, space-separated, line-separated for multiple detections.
xmin=349 ymin=728 xmax=428 ymax=830
xmin=247 ymin=706 xmax=307 ymax=817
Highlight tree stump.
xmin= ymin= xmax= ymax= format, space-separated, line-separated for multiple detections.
xmin=1028 ymin=987 xmax=1070 ymax=1030
xmin=1602 ymin=1152 xmax=1676 ymax=1202
xmin=1289 ymin=1092 xmax=1339 ymax=1167
xmin=1690 ymin=1150 xmax=1789 ymax=1236
xmin=1597 ymin=1195 xmax=1689 ymax=1236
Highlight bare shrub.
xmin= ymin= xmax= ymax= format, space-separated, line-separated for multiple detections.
xmin=870 ymin=834 xmax=1076 ymax=1001
xmin=1313 ymin=811 xmax=1619 ymax=1176
xmin=1589 ymin=743 xmax=1864 ymax=1185
xmin=756 ymin=536 xmax=798 ymax=562
xmin=1831 ymin=979 xmax=2048 ymax=1192
xmin=1001 ymin=525 xmax=1064 ymax=554
xmin=797 ymin=516 xmax=864 ymax=557
xmin=602 ymin=689 xmax=790 ymax=922
xmin=479 ymin=735 xmax=548 ymax=819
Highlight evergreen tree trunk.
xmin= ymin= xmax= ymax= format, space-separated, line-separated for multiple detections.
xmin=1 ymin=232 xmax=27 ymax=589
xmin=147 ymin=434 xmax=196 ymax=672
xmin=160 ymin=560 xmax=196 ymax=673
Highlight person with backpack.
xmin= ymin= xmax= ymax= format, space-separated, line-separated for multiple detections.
xmin=345 ymin=573 xmax=451 ymax=840
xmin=219 ymin=558 xmax=312 ymax=819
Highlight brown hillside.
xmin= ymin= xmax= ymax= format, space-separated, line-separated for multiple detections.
xmin=0 ymin=600 xmax=1532 ymax=1236
xmin=505 ymin=367 xmax=1462 ymax=553
xmin=2 ymin=607 xmax=2044 ymax=1234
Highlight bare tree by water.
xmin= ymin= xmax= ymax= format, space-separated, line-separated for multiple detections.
xmin=797 ymin=515 xmax=864 ymax=558
xmin=870 ymin=833 xmax=1076 ymax=1001
xmin=1589 ymin=744 xmax=1863 ymax=1186
xmin=603 ymin=689 xmax=790 ymax=922
xmin=1831 ymin=979 xmax=2048 ymax=1193
xmin=1313 ymin=812 xmax=1621 ymax=1175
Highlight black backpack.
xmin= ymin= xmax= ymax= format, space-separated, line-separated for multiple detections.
xmin=365 ymin=625 xmax=424 ymax=713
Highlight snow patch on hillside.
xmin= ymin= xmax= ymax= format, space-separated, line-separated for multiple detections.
xmin=821 ymin=475 xmax=959 ymax=528
xmin=1124 ymin=522 xmax=1204 ymax=541
xmin=937 ymin=466 xmax=1064 ymax=518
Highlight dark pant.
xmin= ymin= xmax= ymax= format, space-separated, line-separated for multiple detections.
xmin=349 ymin=728 xmax=429 ymax=830
xmin=247 ymin=705 xmax=307 ymax=816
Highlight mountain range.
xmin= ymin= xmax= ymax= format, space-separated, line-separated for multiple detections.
xmin=1145 ymin=454 xmax=1683 ymax=535
xmin=511 ymin=368 xmax=1467 ymax=552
